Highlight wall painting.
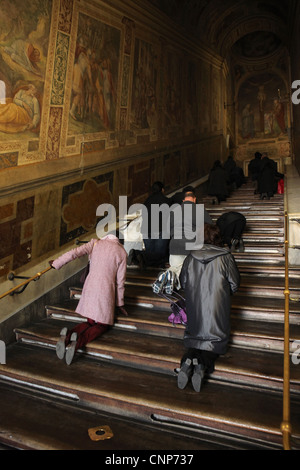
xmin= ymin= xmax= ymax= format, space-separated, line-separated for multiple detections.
xmin=67 ymin=12 xmax=121 ymax=137
xmin=0 ymin=0 xmax=53 ymax=165
xmin=238 ymin=73 xmax=288 ymax=143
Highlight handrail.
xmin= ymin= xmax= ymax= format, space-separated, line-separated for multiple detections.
xmin=281 ymin=210 xmax=291 ymax=450
xmin=0 ymin=266 xmax=52 ymax=300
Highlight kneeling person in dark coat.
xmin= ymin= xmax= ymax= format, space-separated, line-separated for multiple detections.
xmin=177 ymin=224 xmax=240 ymax=392
xmin=216 ymin=211 xmax=246 ymax=252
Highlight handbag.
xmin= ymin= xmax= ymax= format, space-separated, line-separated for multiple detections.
xmin=277 ymin=178 xmax=284 ymax=194
xmin=168 ymin=296 xmax=187 ymax=325
xmin=158 ymin=290 xmax=187 ymax=326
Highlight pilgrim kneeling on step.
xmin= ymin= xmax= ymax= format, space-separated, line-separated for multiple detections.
xmin=177 ymin=224 xmax=240 ymax=392
xmin=49 ymin=234 xmax=127 ymax=365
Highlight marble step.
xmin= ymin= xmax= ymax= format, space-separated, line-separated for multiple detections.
xmin=0 ymin=342 xmax=299 ymax=449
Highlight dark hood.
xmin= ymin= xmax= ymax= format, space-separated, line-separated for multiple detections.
xmin=191 ymin=244 xmax=229 ymax=264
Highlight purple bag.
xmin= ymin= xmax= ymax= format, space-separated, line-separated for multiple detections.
xmin=168 ymin=304 xmax=187 ymax=325
xmin=160 ymin=291 xmax=187 ymax=326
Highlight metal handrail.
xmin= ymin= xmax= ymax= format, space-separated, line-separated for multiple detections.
xmin=281 ymin=210 xmax=291 ymax=450
xmin=0 ymin=266 xmax=52 ymax=300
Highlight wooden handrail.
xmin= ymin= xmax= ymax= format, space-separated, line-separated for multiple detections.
xmin=0 ymin=266 xmax=52 ymax=300
xmin=281 ymin=211 xmax=291 ymax=450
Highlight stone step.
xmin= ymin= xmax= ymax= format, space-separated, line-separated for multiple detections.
xmin=0 ymin=342 xmax=299 ymax=449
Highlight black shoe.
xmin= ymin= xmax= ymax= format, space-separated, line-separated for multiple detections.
xmin=191 ymin=358 xmax=205 ymax=392
xmin=177 ymin=358 xmax=193 ymax=389
xmin=136 ymin=251 xmax=146 ymax=270
xmin=230 ymin=239 xmax=239 ymax=252
xmin=127 ymin=249 xmax=136 ymax=266
xmin=236 ymin=238 xmax=245 ymax=253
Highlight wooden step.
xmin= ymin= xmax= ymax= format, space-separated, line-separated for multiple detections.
xmin=68 ymin=284 xmax=300 ymax=324
xmin=0 ymin=381 xmax=227 ymax=450
xmin=2 ymin=179 xmax=297 ymax=451
xmin=125 ymin=271 xmax=293 ymax=298
xmin=13 ymin=317 xmax=300 ymax=394
xmin=45 ymin=300 xmax=300 ymax=353
xmin=0 ymin=343 xmax=299 ymax=449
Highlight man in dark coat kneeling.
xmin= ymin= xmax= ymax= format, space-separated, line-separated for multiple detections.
xmin=177 ymin=224 xmax=240 ymax=392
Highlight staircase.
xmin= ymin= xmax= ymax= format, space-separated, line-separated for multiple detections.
xmin=0 ymin=180 xmax=300 ymax=450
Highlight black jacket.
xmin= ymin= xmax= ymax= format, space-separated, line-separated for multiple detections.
xmin=169 ymin=201 xmax=213 ymax=255
xmin=180 ymin=245 xmax=240 ymax=355
xmin=141 ymin=192 xmax=170 ymax=238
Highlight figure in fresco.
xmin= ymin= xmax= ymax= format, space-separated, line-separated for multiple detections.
xmin=238 ymin=74 xmax=289 ymax=141
xmin=0 ymin=1 xmax=51 ymax=141
xmin=257 ymin=85 xmax=266 ymax=133
xmin=132 ymin=65 xmax=148 ymax=128
xmin=264 ymin=112 xmax=274 ymax=135
xmin=70 ymin=42 xmax=93 ymax=121
xmin=0 ymin=84 xmax=40 ymax=133
xmin=100 ymin=58 xmax=116 ymax=127
xmin=131 ymin=39 xmax=158 ymax=130
xmin=273 ymin=98 xmax=286 ymax=134
xmin=4 ymin=40 xmax=43 ymax=78
xmin=68 ymin=14 xmax=120 ymax=133
xmin=241 ymin=103 xmax=255 ymax=139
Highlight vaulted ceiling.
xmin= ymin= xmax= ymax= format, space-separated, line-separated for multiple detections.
xmin=147 ymin=0 xmax=296 ymax=59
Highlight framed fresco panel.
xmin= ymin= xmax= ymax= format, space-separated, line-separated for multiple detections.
xmin=238 ymin=72 xmax=288 ymax=143
xmin=0 ymin=0 xmax=56 ymax=165
xmin=64 ymin=6 xmax=121 ymax=148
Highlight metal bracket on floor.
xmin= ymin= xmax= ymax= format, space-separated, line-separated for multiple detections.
xmin=88 ymin=425 xmax=113 ymax=441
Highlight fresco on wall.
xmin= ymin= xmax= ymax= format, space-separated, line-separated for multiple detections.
xmin=238 ymin=73 xmax=288 ymax=142
xmin=68 ymin=12 xmax=121 ymax=135
xmin=130 ymin=38 xmax=158 ymax=130
xmin=163 ymin=50 xmax=182 ymax=128
xmin=185 ymin=60 xmax=197 ymax=130
xmin=0 ymin=0 xmax=52 ymax=139
xmin=199 ymin=60 xmax=210 ymax=133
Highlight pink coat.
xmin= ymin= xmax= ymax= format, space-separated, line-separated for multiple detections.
xmin=52 ymin=236 xmax=127 ymax=325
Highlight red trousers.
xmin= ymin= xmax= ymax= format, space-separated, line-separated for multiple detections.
xmin=66 ymin=318 xmax=109 ymax=351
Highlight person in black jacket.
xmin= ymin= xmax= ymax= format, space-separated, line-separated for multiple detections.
xmin=216 ymin=211 xmax=246 ymax=252
xmin=248 ymin=152 xmax=262 ymax=193
xmin=208 ymin=160 xmax=230 ymax=203
xmin=168 ymin=189 xmax=213 ymax=286
xmin=177 ymin=223 xmax=240 ymax=392
xmin=257 ymin=154 xmax=277 ymax=199
xmin=257 ymin=153 xmax=284 ymax=200
xmin=128 ymin=181 xmax=170 ymax=268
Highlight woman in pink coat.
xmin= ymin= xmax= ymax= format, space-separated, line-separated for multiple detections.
xmin=50 ymin=234 xmax=127 ymax=364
